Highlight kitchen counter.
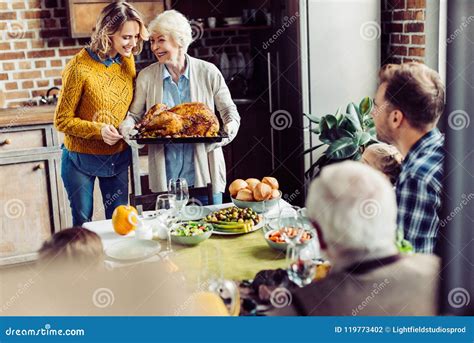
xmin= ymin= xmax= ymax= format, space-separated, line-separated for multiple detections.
xmin=0 ymin=105 xmax=56 ymax=128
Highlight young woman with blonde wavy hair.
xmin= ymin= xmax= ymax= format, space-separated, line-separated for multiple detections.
xmin=54 ymin=2 xmax=148 ymax=226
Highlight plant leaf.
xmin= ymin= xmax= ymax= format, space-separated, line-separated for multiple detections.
xmin=303 ymin=113 xmax=320 ymax=124
xmin=310 ymin=127 xmax=321 ymax=134
xmin=354 ymin=131 xmax=372 ymax=146
xmin=339 ymin=116 xmax=358 ymax=134
xmin=319 ymin=116 xmax=328 ymax=134
xmin=353 ymin=150 xmax=363 ymax=161
xmin=326 ymin=137 xmax=359 ymax=160
xmin=359 ymin=96 xmax=373 ymax=117
xmin=325 ymin=114 xmax=338 ymax=129
xmin=302 ymin=143 xmax=325 ymax=155
xmin=345 ymin=103 xmax=362 ymax=131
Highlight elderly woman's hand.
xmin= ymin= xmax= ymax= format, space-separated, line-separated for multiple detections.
xmin=101 ymin=124 xmax=123 ymax=146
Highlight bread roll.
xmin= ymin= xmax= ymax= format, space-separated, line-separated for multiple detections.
xmin=236 ymin=188 xmax=254 ymax=201
xmin=229 ymin=179 xmax=248 ymax=197
xmin=271 ymin=189 xmax=281 ymax=199
xmin=262 ymin=177 xmax=279 ymax=190
xmin=245 ymin=178 xmax=260 ymax=190
xmin=253 ymin=182 xmax=272 ymax=201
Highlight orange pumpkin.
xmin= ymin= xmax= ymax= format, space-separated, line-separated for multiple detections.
xmin=112 ymin=205 xmax=138 ymax=235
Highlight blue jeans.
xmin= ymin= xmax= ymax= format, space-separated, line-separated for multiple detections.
xmin=194 ymin=193 xmax=223 ymax=206
xmin=61 ymin=149 xmax=129 ymax=226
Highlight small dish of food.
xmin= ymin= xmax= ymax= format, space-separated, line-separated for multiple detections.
xmin=170 ymin=221 xmax=213 ymax=246
xmin=264 ymin=227 xmax=313 ymax=251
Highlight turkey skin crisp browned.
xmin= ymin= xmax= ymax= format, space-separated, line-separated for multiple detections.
xmin=135 ymin=102 xmax=220 ymax=138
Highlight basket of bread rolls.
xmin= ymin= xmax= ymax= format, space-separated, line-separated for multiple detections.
xmin=228 ymin=177 xmax=281 ymax=213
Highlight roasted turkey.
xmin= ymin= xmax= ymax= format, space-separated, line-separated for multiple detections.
xmin=135 ymin=102 xmax=220 ymax=138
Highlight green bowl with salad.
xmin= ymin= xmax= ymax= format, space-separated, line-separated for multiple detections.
xmin=170 ymin=221 xmax=213 ymax=246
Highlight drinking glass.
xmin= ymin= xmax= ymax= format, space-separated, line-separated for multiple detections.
xmin=155 ymin=193 xmax=177 ymax=253
xmin=278 ymin=206 xmax=305 ymax=246
xmin=168 ymin=178 xmax=189 ymax=217
xmin=198 ymin=245 xmax=240 ymax=316
xmin=286 ymin=243 xmax=318 ymax=287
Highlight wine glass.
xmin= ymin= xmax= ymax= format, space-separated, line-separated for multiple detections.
xmin=168 ymin=178 xmax=190 ymax=217
xmin=155 ymin=193 xmax=177 ymax=253
xmin=278 ymin=206 xmax=305 ymax=247
xmin=286 ymin=243 xmax=318 ymax=287
xmin=197 ymin=245 xmax=240 ymax=316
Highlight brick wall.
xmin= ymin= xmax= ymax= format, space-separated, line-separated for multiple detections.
xmin=0 ymin=0 xmax=251 ymax=109
xmin=0 ymin=0 xmax=90 ymax=108
xmin=381 ymin=0 xmax=426 ymax=64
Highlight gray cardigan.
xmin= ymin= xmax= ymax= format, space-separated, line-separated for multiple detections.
xmin=127 ymin=55 xmax=240 ymax=193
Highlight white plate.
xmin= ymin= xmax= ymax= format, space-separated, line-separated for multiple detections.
xmin=236 ymin=52 xmax=246 ymax=75
xmin=105 ymin=239 xmax=161 ymax=262
xmin=212 ymin=219 xmax=264 ymax=235
xmin=219 ymin=52 xmax=230 ymax=79
xmin=179 ymin=206 xmax=212 ymax=221
xmin=229 ymin=56 xmax=238 ymax=78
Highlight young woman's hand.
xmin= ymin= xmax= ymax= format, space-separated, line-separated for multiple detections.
xmin=101 ymin=125 xmax=123 ymax=145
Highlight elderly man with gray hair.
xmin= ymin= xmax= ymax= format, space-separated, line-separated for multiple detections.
xmin=273 ymin=161 xmax=440 ymax=316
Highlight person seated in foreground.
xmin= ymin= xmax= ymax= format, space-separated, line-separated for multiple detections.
xmin=361 ymin=143 xmax=403 ymax=185
xmin=1 ymin=228 xmax=229 ymax=316
xmin=272 ymin=161 xmax=440 ymax=316
xmin=38 ymin=227 xmax=105 ymax=269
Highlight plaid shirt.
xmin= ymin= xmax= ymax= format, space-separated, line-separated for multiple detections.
xmin=396 ymin=128 xmax=445 ymax=253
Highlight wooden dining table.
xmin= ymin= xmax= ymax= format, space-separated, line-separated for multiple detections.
xmin=82 ymin=200 xmax=304 ymax=281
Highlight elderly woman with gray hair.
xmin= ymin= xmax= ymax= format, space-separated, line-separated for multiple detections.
xmin=272 ymin=161 xmax=440 ymax=316
xmin=120 ymin=10 xmax=240 ymax=204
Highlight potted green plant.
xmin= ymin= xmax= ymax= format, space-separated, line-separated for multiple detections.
xmin=303 ymin=96 xmax=378 ymax=178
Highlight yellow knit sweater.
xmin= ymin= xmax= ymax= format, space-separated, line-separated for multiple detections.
xmin=54 ymin=48 xmax=135 ymax=155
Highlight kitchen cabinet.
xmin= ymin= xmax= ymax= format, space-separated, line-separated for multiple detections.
xmin=66 ymin=0 xmax=165 ymax=38
xmin=223 ymin=99 xmax=273 ymax=185
xmin=0 ymin=110 xmax=63 ymax=266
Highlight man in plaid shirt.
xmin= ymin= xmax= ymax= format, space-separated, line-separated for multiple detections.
xmin=372 ymin=63 xmax=445 ymax=253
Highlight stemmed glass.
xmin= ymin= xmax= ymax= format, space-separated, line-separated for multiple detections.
xmin=198 ymin=245 xmax=240 ymax=316
xmin=155 ymin=193 xmax=177 ymax=253
xmin=168 ymin=178 xmax=190 ymax=218
xmin=278 ymin=206 xmax=306 ymax=246
xmin=279 ymin=206 xmax=318 ymax=287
